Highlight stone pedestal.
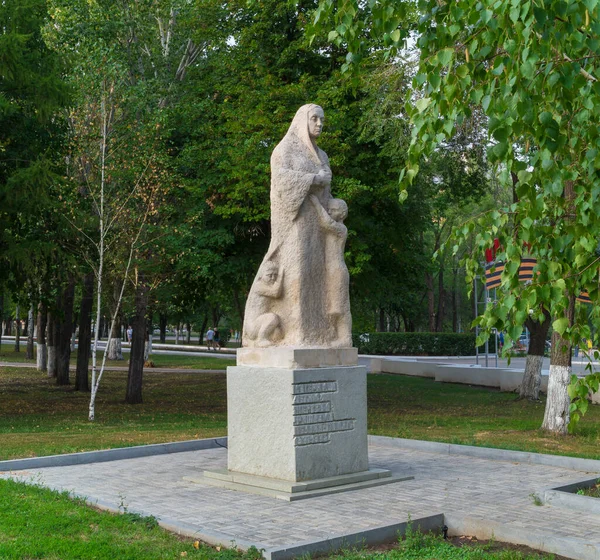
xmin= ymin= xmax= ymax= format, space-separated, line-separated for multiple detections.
xmin=197 ymin=348 xmax=409 ymax=499
xmin=227 ymin=362 xmax=368 ymax=481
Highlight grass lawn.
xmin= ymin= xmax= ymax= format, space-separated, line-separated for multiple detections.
xmin=368 ymin=374 xmax=600 ymax=459
xmin=1 ymin=365 xmax=600 ymax=460
xmin=0 ymin=478 xmax=261 ymax=560
xmin=0 ymin=366 xmax=228 ymax=460
xmin=0 ymin=348 xmax=235 ymax=370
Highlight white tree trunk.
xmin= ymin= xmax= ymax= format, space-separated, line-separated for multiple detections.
xmin=27 ymin=305 xmax=34 ymax=352
xmin=520 ymin=354 xmax=543 ymax=400
xmin=144 ymin=334 xmax=152 ymax=360
xmin=541 ymin=364 xmax=571 ymax=434
xmin=47 ymin=346 xmax=56 ymax=377
xmin=37 ymin=343 xmax=47 ymax=371
xmin=106 ymin=336 xmax=123 ymax=360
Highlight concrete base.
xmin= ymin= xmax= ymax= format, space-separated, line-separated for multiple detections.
xmin=195 ymin=468 xmax=410 ymax=501
xmin=225 ymin=364 xmax=369 ymax=481
xmin=236 ymin=347 xmax=358 ymax=368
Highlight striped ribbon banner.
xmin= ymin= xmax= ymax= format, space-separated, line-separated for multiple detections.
xmin=484 ymin=259 xmax=590 ymax=303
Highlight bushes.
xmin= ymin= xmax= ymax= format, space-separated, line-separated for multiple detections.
xmin=352 ymin=332 xmax=476 ymax=356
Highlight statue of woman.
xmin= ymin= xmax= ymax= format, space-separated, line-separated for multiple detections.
xmin=243 ymin=104 xmax=352 ymax=348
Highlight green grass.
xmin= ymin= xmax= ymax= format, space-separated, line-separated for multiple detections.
xmin=0 ymin=367 xmax=228 ymax=460
xmin=331 ymin=526 xmax=556 ymax=559
xmin=577 ymin=481 xmax=600 ymax=497
xmin=0 ymin=349 xmax=235 ymax=370
xmin=1 ymin=367 xmax=600 ymax=460
xmin=367 ymin=374 xmax=600 ymax=459
xmin=146 ymin=354 xmax=234 ymax=370
xmin=0 ymin=478 xmax=263 ymax=560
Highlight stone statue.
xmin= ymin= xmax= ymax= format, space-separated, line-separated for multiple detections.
xmin=242 ymin=104 xmax=352 ymax=348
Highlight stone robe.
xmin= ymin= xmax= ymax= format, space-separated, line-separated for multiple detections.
xmin=243 ymin=104 xmax=351 ymax=348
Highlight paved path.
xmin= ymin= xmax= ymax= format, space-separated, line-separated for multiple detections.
xmin=371 ymin=354 xmax=600 ymax=377
xmin=2 ymin=438 xmax=599 ymax=559
xmin=0 ymin=362 xmax=227 ymax=374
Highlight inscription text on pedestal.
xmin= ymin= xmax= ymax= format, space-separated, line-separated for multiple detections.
xmin=292 ymin=381 xmax=355 ymax=446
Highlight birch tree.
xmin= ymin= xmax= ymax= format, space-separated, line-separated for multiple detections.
xmin=46 ymin=0 xmax=212 ymax=414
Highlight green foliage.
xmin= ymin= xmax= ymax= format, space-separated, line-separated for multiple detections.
xmin=568 ymin=366 xmax=600 ymax=432
xmin=312 ymin=0 xmax=600 ymax=431
xmin=0 ymin=0 xmax=70 ymax=288
xmin=411 ymin=0 xmax=600 ymax=353
xmin=353 ymin=332 xmax=476 ymax=356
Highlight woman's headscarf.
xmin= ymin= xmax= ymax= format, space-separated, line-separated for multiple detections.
xmin=282 ymin=103 xmax=323 ymax=164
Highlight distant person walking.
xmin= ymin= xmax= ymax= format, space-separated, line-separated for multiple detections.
xmin=214 ymin=328 xmax=222 ymax=350
xmin=127 ymin=326 xmax=133 ymax=343
xmin=206 ymin=327 xmax=215 ymax=351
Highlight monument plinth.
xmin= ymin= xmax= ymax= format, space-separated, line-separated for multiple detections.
xmin=227 ymin=348 xmax=367 ymax=482
xmin=197 ymin=105 xmax=409 ymax=499
xmin=198 ymin=348 xmax=411 ymax=501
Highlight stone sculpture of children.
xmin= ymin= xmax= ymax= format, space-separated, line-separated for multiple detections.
xmin=309 ymin=195 xmax=352 ymax=347
xmin=243 ymin=261 xmax=285 ymax=346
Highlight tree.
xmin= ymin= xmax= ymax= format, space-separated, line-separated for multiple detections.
xmin=47 ymin=0 xmax=216 ymax=410
xmin=313 ymin=0 xmax=600 ymax=433
xmin=0 ymin=0 xmax=70 ymax=341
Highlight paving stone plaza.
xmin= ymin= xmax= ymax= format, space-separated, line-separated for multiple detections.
xmin=2 ymin=436 xmax=600 ymax=559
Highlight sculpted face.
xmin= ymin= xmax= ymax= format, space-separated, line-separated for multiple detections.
xmin=261 ymin=264 xmax=279 ymax=284
xmin=328 ymin=199 xmax=348 ymax=222
xmin=308 ymin=107 xmax=325 ymax=139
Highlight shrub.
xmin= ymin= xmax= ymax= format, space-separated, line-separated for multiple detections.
xmin=352 ymin=332 xmax=476 ymax=356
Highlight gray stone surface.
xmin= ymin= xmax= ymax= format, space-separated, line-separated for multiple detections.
xmin=226 ymin=365 xmax=368 ymax=481
xmin=542 ymin=477 xmax=600 ymax=515
xmin=370 ymin=435 xmax=600 ymax=472
xmin=237 ymin=347 xmax=358 ymax=368
xmin=197 ymin=470 xmax=412 ymax=502
xmin=379 ymin=358 xmax=550 ymax=392
xmin=3 ymin=438 xmax=600 ymax=559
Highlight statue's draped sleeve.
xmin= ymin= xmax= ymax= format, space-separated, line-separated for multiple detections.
xmin=270 ymin=140 xmax=317 ymax=219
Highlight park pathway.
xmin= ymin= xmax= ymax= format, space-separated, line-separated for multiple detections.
xmin=0 ymin=361 xmax=226 ymax=374
xmin=2 ymin=436 xmax=600 ymax=559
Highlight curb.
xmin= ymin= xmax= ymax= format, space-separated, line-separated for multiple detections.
xmin=263 ymin=514 xmax=444 ymax=560
xmin=541 ymin=477 xmax=600 ymax=516
xmin=445 ymin=513 xmax=600 ymax=560
xmin=0 ymin=437 xmax=228 ymax=472
xmin=369 ymin=435 xmax=600 ymax=473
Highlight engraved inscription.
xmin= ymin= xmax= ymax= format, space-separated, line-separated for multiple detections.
xmin=294 ymin=420 xmax=355 ymax=436
xmin=293 ymin=402 xmax=331 ymax=415
xmin=292 ymin=382 xmax=337 ymax=394
xmin=293 ymin=412 xmax=334 ymax=425
xmin=292 ymin=380 xmax=355 ymax=447
xmin=296 ymin=434 xmax=330 ymax=445
xmin=292 ymin=393 xmax=324 ymax=404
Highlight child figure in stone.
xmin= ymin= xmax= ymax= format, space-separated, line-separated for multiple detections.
xmin=243 ymin=261 xmax=285 ymax=347
xmin=309 ymin=195 xmax=352 ymax=347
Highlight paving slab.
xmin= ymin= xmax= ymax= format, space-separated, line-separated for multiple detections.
xmin=2 ymin=438 xmax=600 ymax=559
